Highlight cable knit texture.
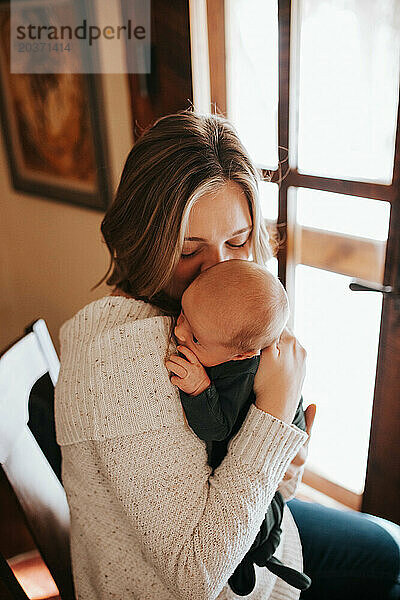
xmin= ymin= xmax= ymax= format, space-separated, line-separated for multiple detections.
xmin=55 ymin=296 xmax=308 ymax=600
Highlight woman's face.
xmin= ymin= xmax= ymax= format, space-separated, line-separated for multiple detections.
xmin=164 ymin=180 xmax=253 ymax=300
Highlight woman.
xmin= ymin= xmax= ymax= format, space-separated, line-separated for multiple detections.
xmin=55 ymin=111 xmax=400 ymax=600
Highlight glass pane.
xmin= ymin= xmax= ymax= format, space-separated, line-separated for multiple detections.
xmin=294 ymin=265 xmax=382 ymax=494
xmin=296 ymin=0 xmax=400 ymax=183
xmin=225 ymin=0 xmax=278 ymax=169
xmin=259 ymin=181 xmax=279 ymax=221
xmin=296 ymin=188 xmax=391 ymax=241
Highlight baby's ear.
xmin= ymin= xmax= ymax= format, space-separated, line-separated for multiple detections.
xmin=232 ymin=351 xmax=257 ymax=361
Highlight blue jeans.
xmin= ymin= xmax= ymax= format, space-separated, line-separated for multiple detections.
xmin=287 ymin=498 xmax=400 ymax=599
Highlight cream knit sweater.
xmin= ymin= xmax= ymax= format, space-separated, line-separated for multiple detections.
xmin=55 ymin=296 xmax=308 ymax=600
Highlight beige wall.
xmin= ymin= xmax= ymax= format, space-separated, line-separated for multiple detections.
xmin=0 ymin=74 xmax=133 ymax=352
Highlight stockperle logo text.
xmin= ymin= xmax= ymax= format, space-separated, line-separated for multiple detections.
xmin=16 ymin=19 xmax=146 ymax=46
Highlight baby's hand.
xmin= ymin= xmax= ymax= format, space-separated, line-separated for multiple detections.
xmin=165 ymin=346 xmax=211 ymax=396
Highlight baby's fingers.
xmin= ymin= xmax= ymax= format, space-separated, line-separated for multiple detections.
xmin=170 ymin=375 xmax=183 ymax=387
xmin=177 ymin=345 xmax=200 ymax=365
xmin=166 ymin=354 xmax=191 ymax=369
xmin=165 ymin=359 xmax=188 ymax=379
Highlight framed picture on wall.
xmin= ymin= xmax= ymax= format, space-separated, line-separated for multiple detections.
xmin=0 ymin=4 xmax=111 ymax=211
xmin=123 ymin=0 xmax=193 ymax=139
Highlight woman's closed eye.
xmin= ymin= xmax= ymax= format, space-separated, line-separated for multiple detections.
xmin=181 ymin=250 xmax=198 ymax=259
xmin=181 ymin=236 xmax=251 ymax=259
xmin=227 ymin=239 xmax=248 ymax=248
xmin=192 ymin=334 xmax=199 ymax=344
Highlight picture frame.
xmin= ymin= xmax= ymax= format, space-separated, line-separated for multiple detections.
xmin=123 ymin=0 xmax=193 ymax=139
xmin=0 ymin=2 xmax=112 ymax=211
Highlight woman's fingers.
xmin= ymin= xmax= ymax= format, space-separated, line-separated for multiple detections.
xmin=282 ymin=464 xmax=297 ymax=481
xmin=283 ymin=404 xmax=317 ymax=480
xmin=279 ymin=327 xmax=306 ymax=355
xmin=304 ymin=403 xmax=317 ymax=436
xmin=289 ymin=445 xmax=307 ymax=468
xmin=254 ymin=327 xmax=307 ymax=423
xmin=279 ymin=326 xmax=294 ymax=342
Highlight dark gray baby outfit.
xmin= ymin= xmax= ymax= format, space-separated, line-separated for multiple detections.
xmin=179 ymin=354 xmax=311 ymax=595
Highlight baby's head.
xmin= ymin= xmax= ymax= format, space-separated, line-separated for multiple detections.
xmin=174 ymin=259 xmax=289 ymax=367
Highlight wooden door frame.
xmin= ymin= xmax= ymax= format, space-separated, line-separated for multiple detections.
xmin=361 ymin=92 xmax=400 ymax=523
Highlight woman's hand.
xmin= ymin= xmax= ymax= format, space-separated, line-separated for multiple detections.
xmin=281 ymin=403 xmax=316 ymax=486
xmin=253 ymin=328 xmax=307 ymax=424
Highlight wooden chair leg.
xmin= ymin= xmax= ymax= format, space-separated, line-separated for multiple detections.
xmin=0 ymin=552 xmax=30 ymax=600
xmin=8 ymin=550 xmax=60 ymax=600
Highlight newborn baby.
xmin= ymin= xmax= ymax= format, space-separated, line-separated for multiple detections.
xmin=166 ymin=259 xmax=311 ymax=595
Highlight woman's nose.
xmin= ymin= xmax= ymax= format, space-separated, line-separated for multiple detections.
xmin=200 ymin=247 xmax=228 ymax=272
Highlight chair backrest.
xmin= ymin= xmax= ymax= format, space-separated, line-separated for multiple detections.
xmin=0 ymin=320 xmax=75 ymax=600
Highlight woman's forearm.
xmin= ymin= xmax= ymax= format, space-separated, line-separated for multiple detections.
xmin=88 ymin=404 xmax=307 ymax=600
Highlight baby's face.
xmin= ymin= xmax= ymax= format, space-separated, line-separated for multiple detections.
xmin=174 ymin=285 xmax=240 ymax=367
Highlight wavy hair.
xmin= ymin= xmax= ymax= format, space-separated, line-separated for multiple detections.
xmin=94 ymin=109 xmax=273 ymax=315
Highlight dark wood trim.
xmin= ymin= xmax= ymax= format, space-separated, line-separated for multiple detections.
xmin=361 ymin=81 xmax=400 ymax=522
xmin=277 ymin=0 xmax=291 ymax=287
xmin=206 ymin=0 xmax=226 ymax=115
xmin=361 ymin=206 xmax=400 ymax=523
xmin=268 ymin=171 xmax=394 ymax=203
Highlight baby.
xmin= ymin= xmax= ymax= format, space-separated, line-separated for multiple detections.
xmin=166 ymin=259 xmax=310 ymax=595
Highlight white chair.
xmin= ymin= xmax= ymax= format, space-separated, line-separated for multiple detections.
xmin=0 ymin=320 xmax=75 ymax=600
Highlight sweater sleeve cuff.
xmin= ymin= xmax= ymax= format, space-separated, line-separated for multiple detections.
xmin=227 ymin=402 xmax=308 ymax=477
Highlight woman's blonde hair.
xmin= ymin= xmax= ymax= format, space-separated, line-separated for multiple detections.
xmin=94 ymin=109 xmax=273 ymax=315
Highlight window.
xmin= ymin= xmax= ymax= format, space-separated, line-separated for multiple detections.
xmin=201 ymin=0 xmax=400 ymax=520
